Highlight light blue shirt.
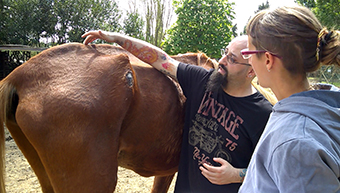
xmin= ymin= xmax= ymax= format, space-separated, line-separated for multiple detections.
xmin=239 ymin=89 xmax=340 ymax=193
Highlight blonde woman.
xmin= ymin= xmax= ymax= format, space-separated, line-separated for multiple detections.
xmin=239 ymin=6 xmax=340 ymax=193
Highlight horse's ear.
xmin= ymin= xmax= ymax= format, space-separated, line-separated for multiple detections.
xmin=211 ymin=59 xmax=219 ymax=69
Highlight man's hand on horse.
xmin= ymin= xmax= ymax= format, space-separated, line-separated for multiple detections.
xmin=82 ymin=30 xmax=116 ymax=45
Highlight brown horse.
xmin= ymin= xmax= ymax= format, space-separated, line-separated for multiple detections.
xmin=0 ymin=43 xmax=276 ymax=193
xmin=0 ymin=43 xmax=218 ymax=193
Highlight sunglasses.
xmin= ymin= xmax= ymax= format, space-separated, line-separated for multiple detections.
xmin=241 ymin=48 xmax=282 ymax=59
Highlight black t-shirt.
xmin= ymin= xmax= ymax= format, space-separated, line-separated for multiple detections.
xmin=174 ymin=63 xmax=272 ymax=193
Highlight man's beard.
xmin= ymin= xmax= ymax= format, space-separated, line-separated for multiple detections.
xmin=206 ymin=65 xmax=228 ymax=93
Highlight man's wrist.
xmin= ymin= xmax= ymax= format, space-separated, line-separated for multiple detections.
xmin=239 ymin=168 xmax=247 ymax=183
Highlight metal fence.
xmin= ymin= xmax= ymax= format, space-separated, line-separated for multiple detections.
xmin=308 ymin=65 xmax=340 ymax=86
xmin=0 ymin=45 xmax=47 ymax=79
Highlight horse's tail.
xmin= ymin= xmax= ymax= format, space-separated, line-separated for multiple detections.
xmin=0 ymin=79 xmax=17 ymax=193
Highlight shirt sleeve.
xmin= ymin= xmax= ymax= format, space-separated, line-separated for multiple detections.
xmin=268 ymin=138 xmax=340 ymax=193
xmin=176 ymin=62 xmax=211 ymax=98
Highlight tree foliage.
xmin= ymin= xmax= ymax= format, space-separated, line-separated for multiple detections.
xmin=295 ymin=0 xmax=316 ymax=8
xmin=122 ymin=0 xmax=145 ymax=40
xmin=255 ymin=0 xmax=270 ymax=14
xmin=313 ymin=0 xmax=340 ymax=29
xmin=143 ymin=0 xmax=173 ymax=46
xmin=52 ymin=0 xmax=122 ymax=44
xmin=1 ymin=0 xmax=55 ymax=45
xmin=1 ymin=0 xmax=122 ymax=45
xmin=295 ymin=0 xmax=339 ymax=29
xmin=162 ymin=0 xmax=235 ymax=59
xmin=123 ymin=12 xmax=145 ymax=40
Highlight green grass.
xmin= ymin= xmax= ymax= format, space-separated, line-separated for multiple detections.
xmin=330 ymin=82 xmax=340 ymax=88
xmin=308 ymin=77 xmax=340 ymax=88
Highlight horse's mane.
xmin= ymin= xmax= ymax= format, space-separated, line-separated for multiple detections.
xmin=171 ymin=52 xmax=218 ymax=70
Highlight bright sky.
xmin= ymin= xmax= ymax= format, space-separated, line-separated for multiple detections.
xmin=230 ymin=0 xmax=298 ymax=34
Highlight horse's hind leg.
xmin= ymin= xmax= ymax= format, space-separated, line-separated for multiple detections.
xmin=151 ymin=174 xmax=175 ymax=193
xmin=23 ymin=123 xmax=121 ymax=193
xmin=6 ymin=121 xmax=54 ymax=193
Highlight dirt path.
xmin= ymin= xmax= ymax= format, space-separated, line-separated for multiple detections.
xmin=4 ymin=130 xmax=176 ymax=193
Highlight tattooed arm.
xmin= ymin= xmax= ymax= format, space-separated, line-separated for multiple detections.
xmin=200 ymin=157 xmax=247 ymax=185
xmin=82 ymin=30 xmax=179 ymax=79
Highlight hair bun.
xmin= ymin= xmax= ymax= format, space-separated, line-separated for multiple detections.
xmin=315 ymin=28 xmax=332 ymax=61
xmin=316 ymin=29 xmax=332 ymax=61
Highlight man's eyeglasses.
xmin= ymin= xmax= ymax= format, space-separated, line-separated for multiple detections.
xmin=221 ymin=48 xmax=251 ymax=66
xmin=240 ymin=48 xmax=282 ymax=60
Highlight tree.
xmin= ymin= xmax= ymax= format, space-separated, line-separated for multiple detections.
xmin=295 ymin=0 xmax=339 ymax=29
xmin=52 ymin=0 xmax=122 ymax=44
xmin=1 ymin=0 xmax=55 ymax=45
xmin=0 ymin=0 xmax=122 ymax=45
xmin=313 ymin=0 xmax=339 ymax=29
xmin=162 ymin=0 xmax=235 ymax=59
xmin=123 ymin=12 xmax=145 ymax=40
xmin=1 ymin=0 xmax=11 ymax=44
xmin=295 ymin=0 xmax=316 ymax=8
xmin=143 ymin=0 xmax=174 ymax=46
xmin=123 ymin=0 xmax=145 ymax=40
xmin=255 ymin=0 xmax=270 ymax=14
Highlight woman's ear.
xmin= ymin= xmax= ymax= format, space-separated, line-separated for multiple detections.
xmin=265 ymin=52 xmax=274 ymax=72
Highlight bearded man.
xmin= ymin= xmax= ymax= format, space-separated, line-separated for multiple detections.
xmin=82 ymin=32 xmax=272 ymax=193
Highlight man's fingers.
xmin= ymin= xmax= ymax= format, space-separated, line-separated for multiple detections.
xmin=213 ymin=157 xmax=224 ymax=163
xmin=203 ymin=163 xmax=220 ymax=173
xmin=200 ymin=166 xmax=212 ymax=177
xmin=81 ymin=31 xmax=98 ymax=44
xmin=83 ymin=37 xmax=91 ymax=45
xmin=83 ymin=36 xmax=96 ymax=45
xmin=200 ymin=166 xmax=219 ymax=184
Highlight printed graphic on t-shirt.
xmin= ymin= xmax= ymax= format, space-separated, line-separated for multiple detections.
xmin=190 ymin=92 xmax=244 ymax=166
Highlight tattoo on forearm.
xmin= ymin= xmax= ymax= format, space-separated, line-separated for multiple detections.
xmin=122 ymin=40 xmax=158 ymax=64
xmin=240 ymin=169 xmax=247 ymax=183
xmin=160 ymin=69 xmax=176 ymax=80
xmin=119 ymin=40 xmax=176 ymax=78
xmin=159 ymin=54 xmax=176 ymax=77
xmin=160 ymin=54 xmax=167 ymax=60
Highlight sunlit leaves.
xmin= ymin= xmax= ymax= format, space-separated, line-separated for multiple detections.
xmin=123 ymin=12 xmax=145 ymax=40
xmin=313 ymin=0 xmax=339 ymax=29
xmin=162 ymin=0 xmax=235 ymax=59
xmin=295 ymin=0 xmax=339 ymax=29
